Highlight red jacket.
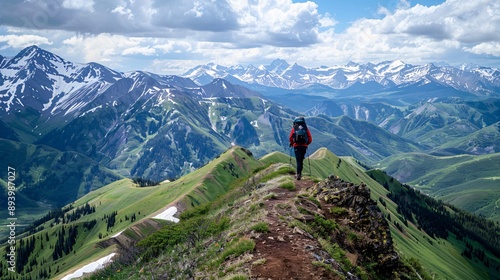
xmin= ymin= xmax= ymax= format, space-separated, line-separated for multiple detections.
xmin=289 ymin=127 xmax=312 ymax=147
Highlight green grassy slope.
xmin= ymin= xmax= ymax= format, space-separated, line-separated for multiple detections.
xmin=368 ymin=169 xmax=500 ymax=280
xmin=276 ymin=149 xmax=499 ymax=279
xmin=0 ymin=147 xmax=262 ymax=279
xmin=436 ymin=121 xmax=500 ymax=155
xmin=378 ymin=152 xmax=500 ymax=221
xmin=2 ymin=147 xmax=498 ymax=279
xmin=88 ymin=147 xmax=498 ymax=280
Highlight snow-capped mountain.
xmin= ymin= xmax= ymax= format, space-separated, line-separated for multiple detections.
xmin=0 ymin=46 xmax=267 ymax=119
xmin=0 ymin=46 xmax=123 ymax=118
xmin=0 ymin=46 xmax=286 ymax=180
xmin=182 ymin=59 xmax=500 ymax=96
xmin=0 ymin=46 xmax=427 ymax=180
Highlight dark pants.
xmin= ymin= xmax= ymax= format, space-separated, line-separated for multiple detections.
xmin=294 ymin=146 xmax=307 ymax=175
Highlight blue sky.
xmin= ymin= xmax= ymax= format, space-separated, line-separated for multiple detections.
xmin=313 ymin=0 xmax=446 ymax=31
xmin=0 ymin=0 xmax=498 ymax=74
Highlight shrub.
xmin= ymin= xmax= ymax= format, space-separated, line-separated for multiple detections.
xmin=251 ymin=222 xmax=269 ymax=233
xmin=138 ymin=215 xmax=230 ymax=259
xmin=330 ymin=206 xmax=348 ymax=216
xmin=311 ymin=215 xmax=338 ymax=237
xmin=180 ymin=203 xmax=211 ymax=220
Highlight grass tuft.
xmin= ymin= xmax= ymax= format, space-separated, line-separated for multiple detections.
xmin=250 ymin=222 xmax=269 ymax=233
xmin=280 ymin=181 xmax=296 ymax=191
xmin=217 ymin=238 xmax=256 ymax=266
xmin=252 ymin=258 xmax=267 ymax=265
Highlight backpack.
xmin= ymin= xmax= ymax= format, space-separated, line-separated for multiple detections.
xmin=293 ymin=117 xmax=308 ymax=145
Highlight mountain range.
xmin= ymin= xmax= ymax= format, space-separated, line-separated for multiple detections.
xmin=182 ymin=58 xmax=500 ymax=97
xmin=1 ymin=46 xmax=500 ymax=279
xmin=1 ymin=46 xmax=499 ymax=222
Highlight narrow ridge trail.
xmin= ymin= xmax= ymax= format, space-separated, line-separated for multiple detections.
xmin=250 ymin=177 xmax=341 ymax=280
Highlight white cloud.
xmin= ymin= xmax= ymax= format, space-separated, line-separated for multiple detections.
xmin=376 ymin=0 xmax=500 ymax=44
xmin=62 ymin=34 xmax=143 ymax=63
xmin=228 ymin=0 xmax=326 ymax=47
xmin=0 ymin=34 xmax=52 ymax=49
xmin=154 ymin=41 xmax=193 ymax=54
xmin=465 ymin=42 xmax=500 ymax=57
xmin=111 ymin=5 xmax=134 ymax=20
xmin=185 ymin=1 xmax=204 ymax=18
xmin=62 ymin=0 xmax=95 ymax=12
xmin=148 ymin=59 xmax=201 ymax=75
xmin=122 ymin=46 xmax=156 ymax=56
xmin=290 ymin=0 xmax=499 ymax=67
xmin=0 ymin=0 xmax=498 ymax=72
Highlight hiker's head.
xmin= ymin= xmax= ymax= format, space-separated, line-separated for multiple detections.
xmin=293 ymin=116 xmax=306 ymax=125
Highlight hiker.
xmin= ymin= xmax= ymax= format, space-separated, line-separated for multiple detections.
xmin=289 ymin=116 xmax=312 ymax=180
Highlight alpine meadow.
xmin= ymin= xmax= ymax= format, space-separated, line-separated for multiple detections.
xmin=1 ymin=46 xmax=499 ymax=279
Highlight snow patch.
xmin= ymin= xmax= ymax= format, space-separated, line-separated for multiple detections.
xmin=80 ymin=105 xmax=102 ymax=117
xmin=153 ymin=206 xmax=180 ymax=223
xmin=60 ymin=253 xmax=116 ymax=280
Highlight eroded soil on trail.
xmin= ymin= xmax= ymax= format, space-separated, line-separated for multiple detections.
xmin=250 ymin=178 xmax=341 ymax=280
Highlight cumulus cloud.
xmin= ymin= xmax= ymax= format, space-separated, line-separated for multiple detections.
xmin=62 ymin=34 xmax=144 ymax=63
xmin=0 ymin=34 xmax=52 ymax=49
xmin=62 ymin=0 xmax=95 ymax=12
xmin=111 ymin=5 xmax=134 ymax=20
xmin=294 ymin=0 xmax=500 ymax=67
xmin=0 ymin=0 xmax=326 ymax=48
xmin=0 ymin=0 xmax=498 ymax=72
xmin=122 ymin=46 xmax=156 ymax=56
xmin=228 ymin=0 xmax=324 ymax=47
xmin=465 ymin=42 xmax=500 ymax=56
xmin=149 ymin=0 xmax=239 ymax=32
xmin=377 ymin=0 xmax=500 ymax=44
xmin=0 ymin=0 xmax=239 ymax=35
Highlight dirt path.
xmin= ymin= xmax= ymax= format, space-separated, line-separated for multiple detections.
xmin=250 ymin=177 xmax=341 ymax=280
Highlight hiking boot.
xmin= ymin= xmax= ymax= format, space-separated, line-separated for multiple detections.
xmin=296 ymin=173 xmax=301 ymax=180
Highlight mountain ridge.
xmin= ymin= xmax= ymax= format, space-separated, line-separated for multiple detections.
xmin=2 ymin=146 xmax=498 ymax=279
xmin=182 ymin=58 xmax=500 ymax=97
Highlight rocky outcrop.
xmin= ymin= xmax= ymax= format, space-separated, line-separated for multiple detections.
xmin=308 ymin=175 xmax=403 ymax=278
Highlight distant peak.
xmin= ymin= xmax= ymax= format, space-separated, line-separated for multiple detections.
xmin=211 ymin=78 xmax=230 ymax=87
xmin=391 ymin=60 xmax=405 ymax=66
xmin=459 ymin=63 xmax=481 ymax=71
xmin=270 ymin=58 xmax=289 ymax=67
xmin=21 ymin=45 xmax=41 ymax=52
xmin=17 ymin=45 xmax=42 ymax=57
xmin=14 ymin=45 xmax=65 ymax=62
xmin=346 ymin=61 xmax=359 ymax=67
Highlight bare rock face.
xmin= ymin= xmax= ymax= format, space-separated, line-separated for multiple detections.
xmin=309 ymin=175 xmax=402 ymax=277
